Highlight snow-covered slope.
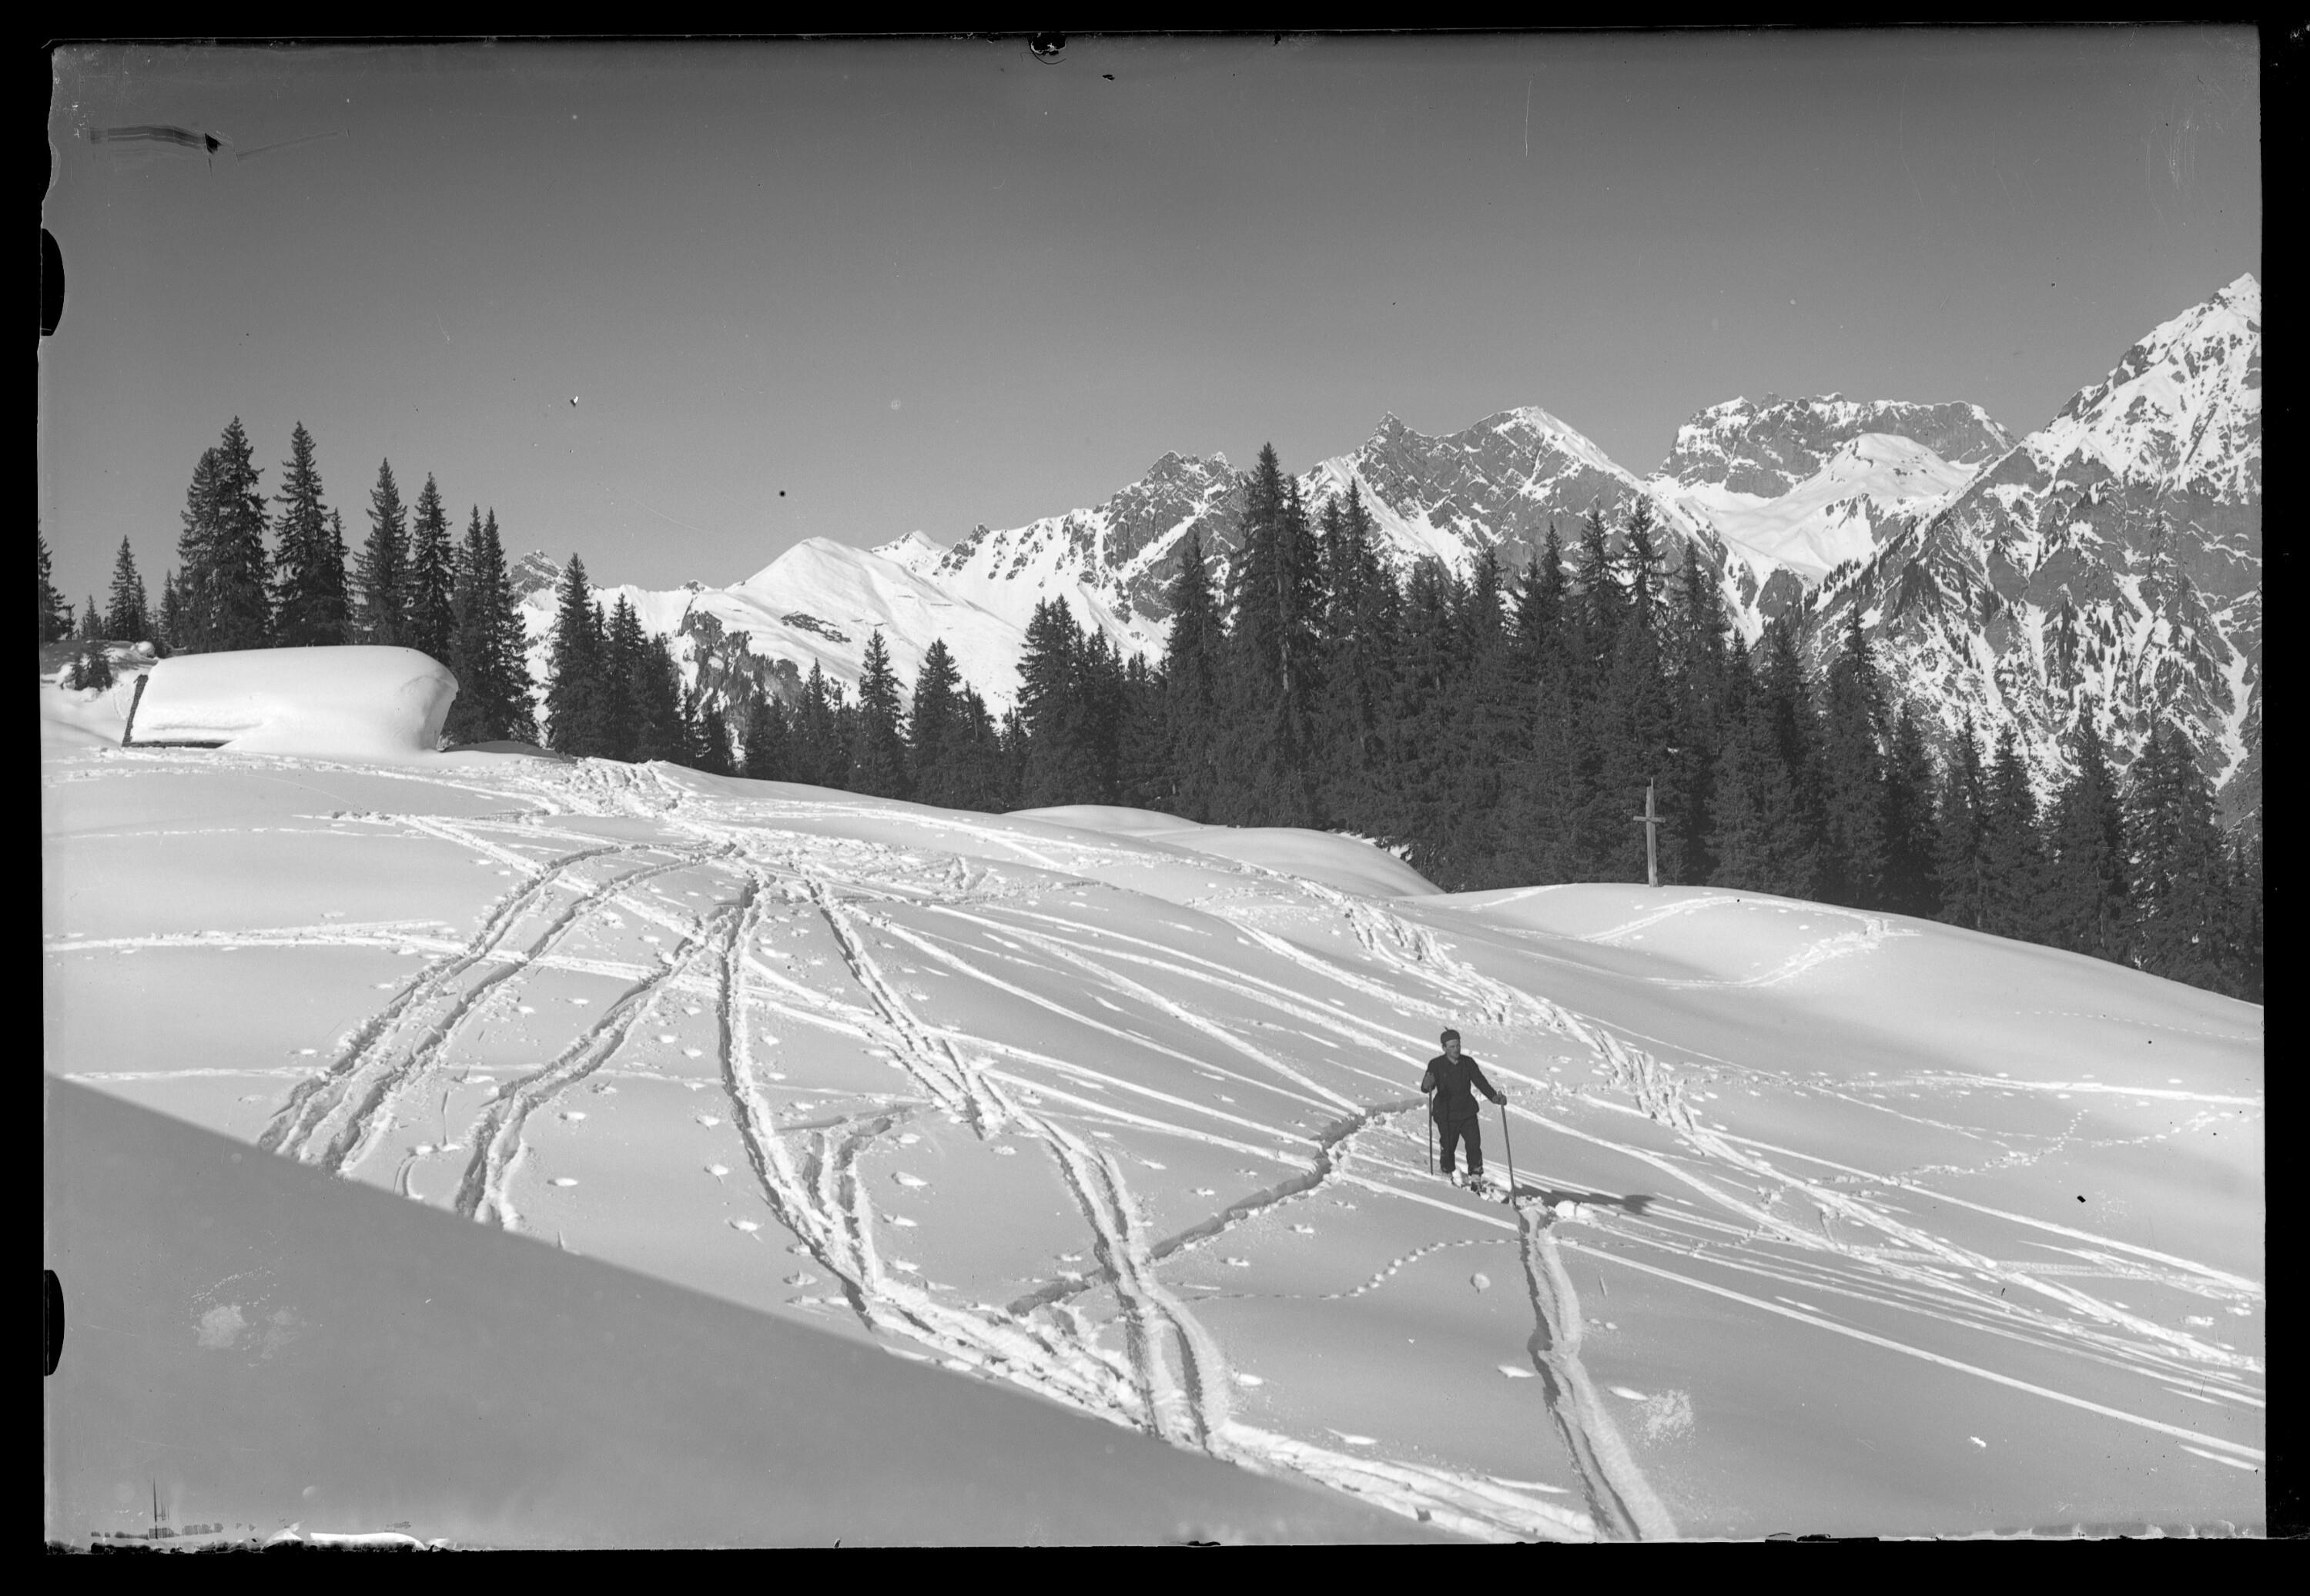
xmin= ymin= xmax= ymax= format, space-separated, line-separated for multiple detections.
xmin=1654 ymin=431 xmax=1980 ymax=584
xmin=44 ymin=734 xmax=2265 ymax=1540
xmin=1659 ymin=395 xmax=2013 ymax=499
xmin=47 ymin=1074 xmax=1423 ymax=1546
xmin=1806 ymin=275 xmax=2261 ymax=807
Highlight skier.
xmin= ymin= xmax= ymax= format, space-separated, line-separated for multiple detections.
xmin=1421 ymin=1029 xmax=1507 ymax=1193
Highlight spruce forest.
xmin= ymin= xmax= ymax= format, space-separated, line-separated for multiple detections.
xmin=53 ymin=424 xmax=2261 ymax=1005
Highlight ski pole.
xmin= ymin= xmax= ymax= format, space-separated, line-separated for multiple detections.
xmin=1498 ymin=1097 xmax=1518 ymax=1200
xmin=1427 ymin=1112 xmax=1435 ymax=1176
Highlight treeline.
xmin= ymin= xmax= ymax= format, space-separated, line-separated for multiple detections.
xmin=693 ymin=443 xmax=2259 ymax=1004
xmin=55 ymin=424 xmax=2258 ymax=1002
xmin=38 ymin=417 xmax=536 ymax=744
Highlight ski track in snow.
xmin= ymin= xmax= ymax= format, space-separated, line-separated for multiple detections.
xmin=59 ymin=747 xmax=2265 ymax=1537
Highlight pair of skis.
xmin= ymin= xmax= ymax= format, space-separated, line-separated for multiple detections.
xmin=1427 ymin=1098 xmax=1526 ymax=1205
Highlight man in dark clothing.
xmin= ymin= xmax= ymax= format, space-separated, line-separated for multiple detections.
xmin=1421 ymin=1029 xmax=1507 ymax=1189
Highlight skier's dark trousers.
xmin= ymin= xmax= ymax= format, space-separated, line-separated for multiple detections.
xmin=1421 ymin=1029 xmax=1506 ymax=1183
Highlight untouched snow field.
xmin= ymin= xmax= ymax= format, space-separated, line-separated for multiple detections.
xmin=43 ymin=707 xmax=2262 ymax=1541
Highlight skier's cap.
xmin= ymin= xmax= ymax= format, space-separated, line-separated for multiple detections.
xmin=1440 ymin=1029 xmax=1460 ymax=1044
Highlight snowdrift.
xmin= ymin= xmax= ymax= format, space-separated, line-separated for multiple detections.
xmin=125 ymin=646 xmax=456 ymax=758
xmin=44 ymin=1077 xmax=1427 ymax=1547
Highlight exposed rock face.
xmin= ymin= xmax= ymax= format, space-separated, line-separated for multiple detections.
xmin=1661 ymin=396 xmax=2014 ymax=498
xmin=508 ymin=550 xmax=566 ymax=604
xmin=915 ymin=450 xmax=1247 ymax=641
xmin=1805 ymin=275 xmax=2260 ymax=808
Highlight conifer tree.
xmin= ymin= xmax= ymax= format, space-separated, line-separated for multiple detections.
xmin=1978 ymin=727 xmax=2049 ymax=942
xmin=1435 ymin=551 xmax=1520 ymax=884
xmin=999 ymin=704 xmax=1031 ymax=807
xmin=444 ymin=507 xmax=532 ymax=744
xmin=544 ymin=556 xmax=611 ymax=757
xmin=603 ymin=597 xmax=651 ymax=760
xmin=105 ymin=537 xmax=150 ymax=643
xmin=1160 ymin=527 xmax=1224 ymax=821
xmin=78 ymin=595 xmax=102 ymax=640
xmin=2225 ymin=816 xmax=2264 ymax=1002
xmin=1555 ymin=508 xmax=1630 ymax=873
xmin=356 ymin=460 xmax=409 ymax=645
xmin=1587 ymin=512 xmax=1681 ymax=885
xmin=157 ymin=571 xmax=186 ymax=654
xmin=2043 ymin=711 xmax=2128 ymax=962
xmin=1115 ymin=653 xmax=1170 ymax=809
xmin=1498 ymin=530 xmax=1582 ymax=885
xmin=1932 ymin=717 xmax=1989 ymax=930
xmin=174 ymin=446 xmax=223 ymax=651
xmin=402 ymin=474 xmax=457 ymax=664
xmin=848 ymin=630 xmax=910 ymax=798
xmin=698 ymin=704 xmax=735 ymax=777
xmin=203 ymin=419 xmax=274 ymax=650
xmin=1572 ymin=506 xmax=1620 ymax=651
xmin=1707 ymin=635 xmax=1817 ymax=897
xmin=792 ymin=662 xmax=840 ymax=788
xmin=270 ymin=422 xmax=346 ymax=647
xmin=484 ymin=513 xmax=535 ymax=741
xmin=829 ymin=694 xmax=860 ymax=786
xmin=651 ymin=638 xmax=696 ymax=766
xmin=38 ymin=531 xmax=73 ymax=643
xmin=1214 ymin=447 xmax=1321 ymax=828
xmin=444 ymin=510 xmax=489 ymax=744
xmin=741 ymin=694 xmax=790 ymax=781
xmin=1076 ymin=628 xmax=1127 ymax=804
xmin=1756 ymin=617 xmax=1826 ymax=869
xmin=1384 ymin=560 xmax=1458 ymax=872
xmin=907 ymin=638 xmax=964 ymax=808
xmin=1817 ymin=611 xmax=1889 ymax=906
xmin=1663 ymin=541 xmax=1727 ymax=884
xmin=955 ymin=688 xmax=1014 ymax=811
xmin=1314 ymin=487 xmax=1395 ymax=834
xmin=1880 ymin=704 xmax=1940 ymax=916
xmin=2124 ymin=724 xmax=2229 ymax=989
xmin=1018 ymin=597 xmax=1100 ymax=805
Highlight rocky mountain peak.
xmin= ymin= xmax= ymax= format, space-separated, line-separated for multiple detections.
xmin=2041 ymin=273 xmax=2260 ymax=504
xmin=509 ymin=550 xmax=564 ymax=602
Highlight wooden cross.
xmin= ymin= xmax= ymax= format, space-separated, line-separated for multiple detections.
xmin=1633 ymin=779 xmax=1662 ymax=888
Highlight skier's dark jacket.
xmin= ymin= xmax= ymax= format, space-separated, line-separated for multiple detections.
xmin=1421 ymin=1053 xmax=1505 ymax=1123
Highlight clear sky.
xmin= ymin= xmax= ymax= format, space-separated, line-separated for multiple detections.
xmin=41 ymin=29 xmax=2259 ymax=604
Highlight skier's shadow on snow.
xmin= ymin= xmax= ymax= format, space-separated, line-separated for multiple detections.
xmin=1509 ymin=1186 xmax=1659 ymax=1216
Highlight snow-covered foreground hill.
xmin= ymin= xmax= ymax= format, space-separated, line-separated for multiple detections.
xmin=43 ymin=721 xmax=2263 ymax=1540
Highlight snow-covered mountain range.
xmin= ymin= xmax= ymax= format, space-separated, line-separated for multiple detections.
xmin=514 ymin=276 xmax=2259 ymax=808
